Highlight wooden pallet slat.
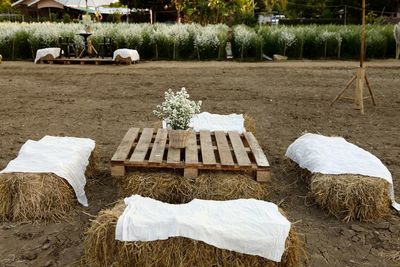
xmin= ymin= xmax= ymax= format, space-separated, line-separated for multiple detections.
xmin=148 ymin=128 xmax=168 ymax=164
xmin=130 ymin=128 xmax=154 ymax=163
xmin=111 ymin=128 xmax=140 ymax=161
xmin=200 ymin=130 xmax=216 ymax=165
xmin=228 ymin=131 xmax=251 ymax=167
xmin=244 ymin=132 xmax=270 ymax=167
xmin=215 ymin=131 xmax=234 ymax=166
xmin=167 ymin=147 xmax=181 ymax=164
xmin=185 ymin=131 xmax=198 ymax=165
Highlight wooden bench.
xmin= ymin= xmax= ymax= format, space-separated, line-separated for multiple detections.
xmin=111 ymin=128 xmax=271 ymax=182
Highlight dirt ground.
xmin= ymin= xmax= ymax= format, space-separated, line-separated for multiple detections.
xmin=0 ymin=60 xmax=399 ymax=267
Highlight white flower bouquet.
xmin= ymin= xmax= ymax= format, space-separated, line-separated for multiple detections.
xmin=154 ymin=87 xmax=202 ymax=130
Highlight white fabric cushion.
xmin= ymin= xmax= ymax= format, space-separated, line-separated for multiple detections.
xmin=163 ymin=112 xmax=246 ymax=133
xmin=116 ymin=195 xmax=291 ymax=262
xmin=0 ymin=136 xmax=95 ymax=206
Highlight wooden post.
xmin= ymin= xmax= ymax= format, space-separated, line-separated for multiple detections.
xmin=354 ymin=67 xmax=365 ymax=114
xmin=331 ymin=0 xmax=375 ymax=114
xmin=360 ymin=0 xmax=365 ymax=68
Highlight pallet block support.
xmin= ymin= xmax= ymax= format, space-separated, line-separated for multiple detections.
xmin=184 ymin=168 xmax=198 ymax=179
xmin=111 ymin=164 xmax=126 ymax=177
xmin=255 ymin=170 xmax=271 ymax=182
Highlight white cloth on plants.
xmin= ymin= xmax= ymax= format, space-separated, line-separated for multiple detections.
xmin=112 ymin=49 xmax=140 ymax=62
xmin=0 ymin=136 xmax=95 ymax=207
xmin=116 ymin=195 xmax=291 ymax=262
xmin=34 ymin=48 xmax=61 ymax=63
xmin=162 ymin=112 xmax=245 ymax=133
xmin=285 ymin=133 xmax=400 ymax=211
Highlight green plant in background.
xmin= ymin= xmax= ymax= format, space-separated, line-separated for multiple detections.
xmin=278 ymin=27 xmax=296 ymax=56
xmin=0 ymin=22 xmax=397 ymax=61
xmin=63 ymin=13 xmax=72 ymax=24
xmin=366 ymin=11 xmax=377 ymax=25
xmin=193 ymin=24 xmax=228 ymax=60
xmin=234 ymin=24 xmax=257 ymax=60
xmin=168 ymin=24 xmax=190 ymax=60
xmin=149 ymin=24 xmax=170 ymax=60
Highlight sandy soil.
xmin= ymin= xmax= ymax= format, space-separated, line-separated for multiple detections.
xmin=0 ymin=60 xmax=399 ymax=267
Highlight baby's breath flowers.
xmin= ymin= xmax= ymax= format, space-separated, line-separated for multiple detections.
xmin=154 ymin=88 xmax=202 ymax=130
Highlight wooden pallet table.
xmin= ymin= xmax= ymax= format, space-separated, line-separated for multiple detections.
xmin=111 ymin=128 xmax=271 ymax=182
xmin=38 ymin=57 xmax=137 ymax=65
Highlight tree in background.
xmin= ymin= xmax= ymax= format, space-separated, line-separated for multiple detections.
xmin=263 ymin=0 xmax=287 ymax=12
xmin=181 ymin=0 xmax=253 ymax=24
xmin=119 ymin=0 xmax=142 ymax=9
xmin=257 ymin=0 xmax=399 ymax=20
xmin=0 ymin=0 xmax=12 ymax=12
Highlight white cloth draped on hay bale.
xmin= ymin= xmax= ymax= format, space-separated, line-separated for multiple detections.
xmin=163 ymin=112 xmax=246 ymax=133
xmin=113 ymin=49 xmax=140 ymax=63
xmin=0 ymin=136 xmax=95 ymax=207
xmin=285 ymin=133 xmax=400 ymax=211
xmin=34 ymin=48 xmax=62 ymax=64
xmin=116 ymin=195 xmax=291 ymax=262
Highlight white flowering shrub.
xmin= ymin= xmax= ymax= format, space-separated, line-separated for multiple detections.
xmin=234 ymin=25 xmax=257 ymax=49
xmin=234 ymin=25 xmax=259 ymax=59
xmin=277 ymin=27 xmax=296 ymax=56
xmin=0 ymin=22 xmax=396 ymax=60
xmin=154 ymin=88 xmax=202 ymax=130
xmin=194 ymin=27 xmax=219 ymax=50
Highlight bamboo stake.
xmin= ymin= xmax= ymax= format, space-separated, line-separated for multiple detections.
xmin=330 ymin=75 xmax=356 ymax=106
xmin=360 ymin=0 xmax=365 ymax=68
xmin=365 ymin=75 xmax=376 ymax=106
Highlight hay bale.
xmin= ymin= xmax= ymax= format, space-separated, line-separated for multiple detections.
xmin=192 ymin=172 xmax=266 ymax=200
xmin=118 ymin=170 xmax=194 ymax=203
xmin=40 ymin=54 xmax=55 ymax=61
xmin=114 ymin=55 xmax=132 ymax=65
xmin=310 ymin=173 xmax=391 ymax=222
xmin=284 ymin=159 xmax=391 ymax=222
xmin=244 ymin=113 xmax=257 ymax=134
xmin=84 ymin=202 xmax=299 ymax=267
xmin=85 ymin=148 xmax=99 ymax=179
xmin=118 ymin=171 xmax=266 ymax=203
xmin=0 ymin=173 xmax=75 ymax=222
xmin=0 ymin=151 xmax=98 ymax=222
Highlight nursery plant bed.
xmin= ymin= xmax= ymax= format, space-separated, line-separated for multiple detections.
xmin=111 ymin=128 xmax=270 ymax=182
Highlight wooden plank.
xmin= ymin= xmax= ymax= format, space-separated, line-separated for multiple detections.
xmin=111 ymin=128 xmax=140 ymax=162
xmin=167 ymin=148 xmax=181 ymax=164
xmin=130 ymin=128 xmax=154 ymax=162
xmin=244 ymin=132 xmax=270 ymax=167
xmin=148 ymin=128 xmax=168 ymax=164
xmin=214 ymin=131 xmax=234 ymax=166
xmin=228 ymin=131 xmax=251 ymax=166
xmin=185 ymin=131 xmax=198 ymax=165
xmin=200 ymin=130 xmax=216 ymax=165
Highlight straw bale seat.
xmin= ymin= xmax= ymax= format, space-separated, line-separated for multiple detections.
xmin=0 ymin=137 xmax=97 ymax=222
xmin=84 ymin=199 xmax=299 ymax=267
xmin=286 ymin=133 xmax=395 ymax=222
